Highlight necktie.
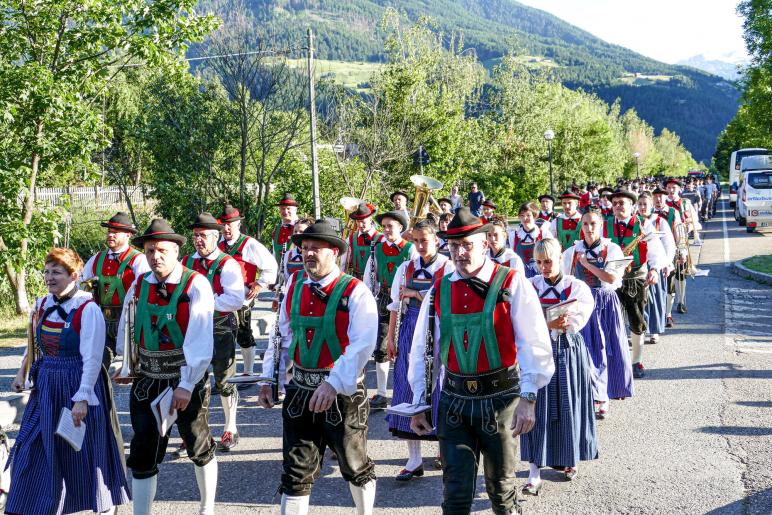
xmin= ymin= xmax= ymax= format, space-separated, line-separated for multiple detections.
xmin=308 ymin=282 xmax=327 ymax=301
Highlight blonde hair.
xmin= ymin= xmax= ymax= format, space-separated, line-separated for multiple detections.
xmin=533 ymin=238 xmax=562 ymax=261
xmin=45 ymin=247 xmax=84 ymax=275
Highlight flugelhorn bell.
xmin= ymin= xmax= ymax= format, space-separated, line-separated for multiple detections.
xmin=410 ymin=175 xmax=443 ymax=225
xmin=340 ymin=196 xmax=364 ymax=241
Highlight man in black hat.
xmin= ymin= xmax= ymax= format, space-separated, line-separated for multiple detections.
xmin=535 ymin=194 xmax=555 ymax=228
xmin=408 ymin=207 xmax=554 ymax=515
xmin=598 ymin=187 xmax=615 ymax=220
xmin=182 ymin=213 xmax=245 ymax=451
xmin=272 ymin=193 xmax=300 ymax=265
xmin=257 ymin=220 xmax=378 ymax=515
xmin=364 ymin=210 xmax=418 ymax=409
xmin=604 ymin=190 xmax=667 ymax=379
xmin=115 ymin=218 xmax=218 ymax=515
xmin=217 ymin=204 xmax=278 ymax=378
xmin=340 ymin=202 xmax=381 ymax=280
xmin=481 ymin=199 xmax=497 ymax=223
xmin=437 ymin=197 xmax=454 ymax=215
xmin=551 ymin=191 xmax=583 ymax=251
xmin=81 ymin=211 xmax=150 ymax=366
xmin=391 ymin=191 xmax=412 ymax=231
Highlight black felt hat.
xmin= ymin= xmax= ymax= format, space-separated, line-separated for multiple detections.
xmin=276 ymin=193 xmax=299 ymax=207
xmin=132 ymin=218 xmax=187 ymax=247
xmin=652 ymin=186 xmax=668 ymax=195
xmin=482 ymin=199 xmax=497 ymax=209
xmin=101 ymin=212 xmax=138 ymax=234
xmin=188 ymin=212 xmax=223 ymax=231
xmin=559 ymin=190 xmax=580 ymax=201
xmin=437 ymin=197 xmax=453 ymax=206
xmin=610 ymin=188 xmax=638 ymax=203
xmin=290 ymin=219 xmax=347 ymax=253
xmin=598 ymin=187 xmax=614 ymax=197
xmin=443 ymin=207 xmax=490 ymax=240
xmin=217 ymin=204 xmax=244 ymax=223
xmin=349 ymin=202 xmax=376 ymax=220
xmin=390 ymin=190 xmax=409 ymax=202
xmin=538 ymin=194 xmax=555 ymax=203
xmin=664 ymin=178 xmax=683 ymax=188
xmin=375 ymin=210 xmax=409 ymax=229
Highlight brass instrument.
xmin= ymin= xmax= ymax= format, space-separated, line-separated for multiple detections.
xmin=410 ymin=175 xmax=443 ymax=227
xmin=24 ymin=304 xmax=40 ymax=390
xmin=81 ymin=277 xmax=101 ymax=305
xmin=622 ymin=232 xmax=645 ymax=258
xmin=119 ymin=297 xmax=138 ymax=378
xmin=340 ymin=197 xmax=364 ymax=241
xmin=674 ymin=223 xmax=697 ymax=278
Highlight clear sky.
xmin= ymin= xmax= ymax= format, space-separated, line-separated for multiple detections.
xmin=516 ymin=0 xmax=749 ymax=64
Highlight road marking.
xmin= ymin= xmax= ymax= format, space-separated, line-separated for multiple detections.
xmin=721 ymin=197 xmax=730 ymax=267
xmin=724 ymin=288 xmax=772 ymax=353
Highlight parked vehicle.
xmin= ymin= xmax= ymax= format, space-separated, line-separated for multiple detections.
xmin=729 ymin=148 xmax=769 ymax=208
xmin=735 ymin=156 xmax=772 ymax=232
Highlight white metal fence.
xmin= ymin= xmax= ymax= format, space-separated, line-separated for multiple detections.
xmin=33 ymin=186 xmax=154 ymax=211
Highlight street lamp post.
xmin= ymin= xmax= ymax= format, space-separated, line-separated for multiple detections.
xmin=544 ymin=130 xmax=555 ymax=196
xmin=633 ymin=152 xmax=641 ymax=180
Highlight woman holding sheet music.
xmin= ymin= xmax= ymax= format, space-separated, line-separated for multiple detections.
xmin=7 ymin=248 xmax=129 ymax=515
xmin=562 ymin=208 xmax=634 ymax=420
xmin=521 ymin=238 xmax=597 ymax=496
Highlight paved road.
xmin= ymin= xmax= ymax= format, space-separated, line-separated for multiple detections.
xmin=1 ymin=198 xmax=770 ymax=514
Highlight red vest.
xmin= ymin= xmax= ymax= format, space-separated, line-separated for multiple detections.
xmin=433 ymin=265 xmax=518 ymax=374
xmin=131 ymin=272 xmax=195 ymax=350
xmin=218 ymin=235 xmax=258 ymax=285
xmin=181 ymin=253 xmax=235 ymax=296
xmin=285 ymin=272 xmax=361 ymax=369
xmin=91 ymin=248 xmax=140 ymax=306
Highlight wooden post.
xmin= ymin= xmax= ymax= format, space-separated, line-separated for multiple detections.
xmin=307 ymin=28 xmax=321 ymax=220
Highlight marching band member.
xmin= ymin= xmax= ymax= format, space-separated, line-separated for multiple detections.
xmin=9 ymin=248 xmax=129 ymax=515
xmin=437 ymin=197 xmax=454 ymax=215
xmin=550 ymin=191 xmax=583 ymax=251
xmin=258 ymin=220 xmax=378 ymax=515
xmin=598 ymin=187 xmax=615 ymax=220
xmin=341 ymin=203 xmax=381 ymax=280
xmin=665 ymin=179 xmax=696 ymax=313
xmin=182 ymin=213 xmax=246 ymax=451
xmin=271 ymin=193 xmax=299 ymax=265
xmin=81 ymin=212 xmax=150 ymax=366
xmin=638 ymin=193 xmax=676 ymax=345
xmin=280 ymin=218 xmax=312 ymax=284
xmin=604 ymin=190 xmax=667 ymax=379
xmin=438 ymin=213 xmax=452 ymax=258
xmin=523 ymin=238 xmax=597 ymax=493
xmin=217 ymin=204 xmax=278 ymax=378
xmin=115 ymin=219 xmax=218 ymax=515
xmin=391 ymin=190 xmax=412 ymax=230
xmin=509 ymin=202 xmax=553 ymax=278
xmin=652 ymin=187 xmax=685 ymax=328
xmin=385 ymin=219 xmax=454 ymax=481
xmin=408 ymin=208 xmax=554 ymax=515
xmin=364 ymin=210 xmax=418 ymax=410
xmin=563 ymin=209 xmax=632 ymax=420
xmin=536 ymin=194 xmax=556 ymax=228
xmin=480 ymin=199 xmax=497 ymax=223
xmin=486 ymin=216 xmax=525 ymax=274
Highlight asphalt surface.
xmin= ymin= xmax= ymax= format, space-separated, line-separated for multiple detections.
xmin=1 ymin=197 xmax=770 ymax=514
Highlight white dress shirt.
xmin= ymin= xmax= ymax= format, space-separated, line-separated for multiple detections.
xmin=530 ymin=274 xmax=595 ymax=339
xmin=222 ymin=232 xmax=278 ymax=298
xmin=647 ymin=213 xmax=677 ymax=272
xmin=33 ymin=290 xmax=106 ymax=406
xmin=81 ymin=244 xmax=151 ymax=286
xmin=363 ymin=237 xmax=420 ymax=295
xmin=407 ymin=258 xmax=554 ymax=401
xmin=561 ymin=238 xmax=625 ymax=290
xmin=117 ymin=262 xmax=214 ymax=392
xmin=263 ymin=265 xmax=378 ymax=396
xmin=387 ymin=255 xmax=455 ymax=312
xmin=488 ymin=247 xmax=525 ymax=274
xmin=190 ymin=248 xmax=245 ymax=313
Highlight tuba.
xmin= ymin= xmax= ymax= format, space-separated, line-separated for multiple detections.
xmin=410 ymin=175 xmax=443 ymax=226
xmin=340 ymin=197 xmax=364 ymax=241
xmin=119 ymin=297 xmax=139 ymax=378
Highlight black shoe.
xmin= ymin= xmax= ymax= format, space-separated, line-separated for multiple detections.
xmin=633 ymin=363 xmax=645 ymax=379
xmin=564 ymin=467 xmax=578 ymax=481
xmin=677 ymin=303 xmax=687 ymax=314
xmin=666 ymin=316 xmax=674 ymax=328
xmin=395 ymin=466 xmax=425 ymax=481
xmin=522 ymin=481 xmax=542 ymax=496
xmin=172 ymin=440 xmax=187 ymax=459
xmin=369 ymin=394 xmax=388 ymax=410
xmin=217 ymin=431 xmax=239 ymax=451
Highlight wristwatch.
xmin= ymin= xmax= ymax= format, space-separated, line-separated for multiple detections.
xmin=520 ymin=392 xmax=537 ymax=402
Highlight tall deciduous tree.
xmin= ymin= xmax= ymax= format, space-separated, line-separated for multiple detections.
xmin=0 ymin=0 xmax=218 ymax=313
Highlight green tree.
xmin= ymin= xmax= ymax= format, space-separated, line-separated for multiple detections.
xmin=0 ymin=0 xmax=218 ymax=313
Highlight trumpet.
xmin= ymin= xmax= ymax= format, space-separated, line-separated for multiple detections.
xmin=674 ymin=223 xmax=697 ymax=278
xmin=24 ymin=304 xmax=40 ymax=390
xmin=119 ymin=297 xmax=139 ymax=378
xmin=410 ymin=175 xmax=443 ymax=227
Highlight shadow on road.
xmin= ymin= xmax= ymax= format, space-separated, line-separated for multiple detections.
xmin=704 ymin=487 xmax=772 ymax=515
xmin=698 ymin=425 xmax=772 ymax=436
xmin=642 ymin=362 xmax=772 ymax=381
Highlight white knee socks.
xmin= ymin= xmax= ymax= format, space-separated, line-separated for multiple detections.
xmin=349 ymin=481 xmax=376 ymax=515
xmin=667 ymin=292 xmax=674 ymax=316
xmin=375 ymin=362 xmax=389 ymax=397
xmin=221 ymin=390 xmax=239 ymax=434
xmin=280 ymin=494 xmax=310 ymax=515
xmin=631 ymin=332 xmax=644 ymax=364
xmin=241 ymin=347 xmax=256 ymax=375
xmin=132 ymin=475 xmax=157 ymax=515
xmin=405 ymin=440 xmax=422 ymax=471
xmin=528 ymin=463 xmax=541 ymax=483
xmin=194 ymin=459 xmax=218 ymax=515
xmin=676 ymin=278 xmax=686 ymax=305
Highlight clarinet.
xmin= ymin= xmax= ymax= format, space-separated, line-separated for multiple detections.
xmin=270 ymin=242 xmax=288 ymax=402
xmin=369 ymin=239 xmax=378 ymax=295
xmin=393 ymin=268 xmax=408 ymax=354
xmin=424 ymin=290 xmax=436 ymax=407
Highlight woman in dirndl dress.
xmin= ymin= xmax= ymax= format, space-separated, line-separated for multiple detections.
xmin=7 ymin=248 xmax=129 ymax=515
xmin=521 ymin=238 xmax=597 ymax=495
xmin=562 ymin=208 xmax=633 ymax=420
xmin=386 ymin=219 xmax=454 ymax=481
xmin=508 ymin=202 xmax=554 ymax=278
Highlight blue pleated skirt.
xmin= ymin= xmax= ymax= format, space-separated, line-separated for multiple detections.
xmin=7 ymin=356 xmax=130 ymax=515
xmin=387 ymin=306 xmax=441 ymax=440
xmin=596 ymin=288 xmax=634 ymax=399
xmin=520 ymin=333 xmax=598 ymax=468
xmin=645 ymin=270 xmax=668 ymax=335
xmin=579 ymin=289 xmax=609 ymax=403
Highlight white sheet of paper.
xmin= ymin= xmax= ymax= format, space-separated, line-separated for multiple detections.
xmin=386 ymin=402 xmax=432 ymax=417
xmin=603 ymin=257 xmax=634 ymax=275
xmin=545 ymin=298 xmax=578 ymax=324
xmin=150 ymin=386 xmax=177 ymax=437
xmin=55 ymin=407 xmax=86 ymax=452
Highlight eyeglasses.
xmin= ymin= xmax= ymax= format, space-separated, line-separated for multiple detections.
xmin=448 ymin=241 xmax=477 ymax=253
xmin=611 ymin=200 xmax=628 ymax=206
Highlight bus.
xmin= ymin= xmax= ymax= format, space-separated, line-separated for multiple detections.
xmin=729 ymin=148 xmax=769 ymax=207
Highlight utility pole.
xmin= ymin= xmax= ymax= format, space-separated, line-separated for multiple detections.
xmin=307 ymin=28 xmax=321 ymax=220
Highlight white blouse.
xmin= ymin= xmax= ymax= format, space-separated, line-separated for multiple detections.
xmin=530 ymin=274 xmax=595 ymax=339
xmin=561 ymin=238 xmax=625 ymax=290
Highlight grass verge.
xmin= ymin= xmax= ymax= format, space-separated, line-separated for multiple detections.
xmin=0 ymin=315 xmax=26 ymax=348
xmin=743 ymin=255 xmax=772 ymax=275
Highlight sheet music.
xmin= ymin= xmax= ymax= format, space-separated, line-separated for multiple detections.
xmin=386 ymin=402 xmax=432 ymax=417
xmin=150 ymin=386 xmax=177 ymax=437
xmin=603 ymin=257 xmax=634 ymax=275
xmin=545 ymin=298 xmax=578 ymax=324
xmin=55 ymin=407 xmax=86 ymax=452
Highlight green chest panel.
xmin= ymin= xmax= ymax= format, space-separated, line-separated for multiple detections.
xmin=184 ymin=253 xmax=226 ymax=286
xmin=95 ymin=249 xmax=139 ymax=307
xmin=352 ymin=232 xmax=381 ymax=273
xmin=605 ymin=218 xmax=644 ymax=266
xmin=375 ymin=241 xmax=413 ymax=288
xmin=556 ymin=218 xmax=582 ymax=250
xmin=134 ymin=268 xmax=195 ymax=351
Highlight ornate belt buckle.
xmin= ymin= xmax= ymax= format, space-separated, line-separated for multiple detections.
xmin=465 ymin=379 xmax=479 ymax=395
